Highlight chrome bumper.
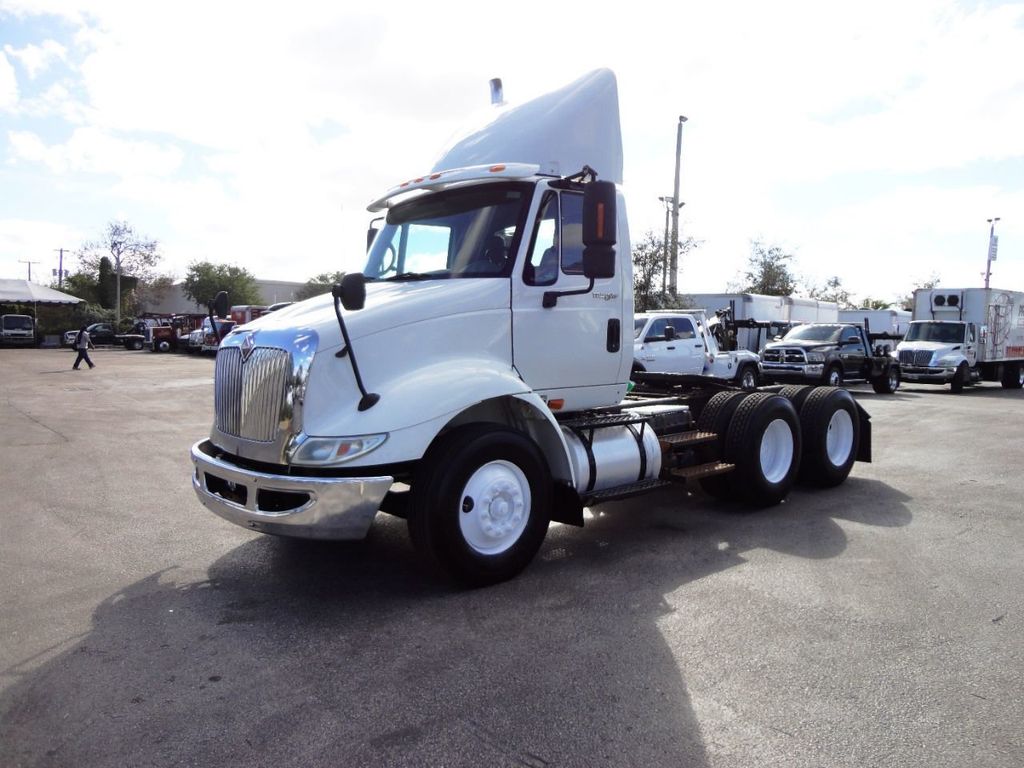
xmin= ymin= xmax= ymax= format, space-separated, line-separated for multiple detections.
xmin=190 ymin=439 xmax=392 ymax=540
xmin=901 ymin=367 xmax=953 ymax=383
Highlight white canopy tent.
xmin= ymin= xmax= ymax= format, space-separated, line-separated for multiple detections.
xmin=0 ymin=279 xmax=83 ymax=305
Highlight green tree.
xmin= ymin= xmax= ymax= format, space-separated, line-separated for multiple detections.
xmin=182 ymin=261 xmax=261 ymax=309
xmin=296 ymin=271 xmax=346 ymax=301
xmin=734 ymin=240 xmax=797 ymax=296
xmin=807 ymin=275 xmax=853 ymax=308
xmin=632 ymin=231 xmax=699 ymax=311
xmin=857 ymin=297 xmax=895 ymax=310
xmin=77 ymin=221 xmax=160 ymax=326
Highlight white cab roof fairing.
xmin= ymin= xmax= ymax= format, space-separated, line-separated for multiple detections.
xmin=432 ymin=69 xmax=623 ymax=186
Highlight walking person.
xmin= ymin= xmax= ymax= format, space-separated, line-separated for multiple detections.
xmin=72 ymin=325 xmax=96 ymax=370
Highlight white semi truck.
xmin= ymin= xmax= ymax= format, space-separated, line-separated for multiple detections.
xmin=190 ymin=70 xmax=873 ymax=586
xmin=897 ymin=287 xmax=1024 ymax=392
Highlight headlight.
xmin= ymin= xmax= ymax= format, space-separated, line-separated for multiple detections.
xmin=806 ymin=352 xmax=825 ymax=362
xmin=289 ymin=433 xmax=387 ymax=466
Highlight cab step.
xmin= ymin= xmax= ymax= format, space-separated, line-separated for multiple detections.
xmin=670 ymin=461 xmax=735 ymax=480
xmin=659 ymin=430 xmax=717 ymax=449
xmin=581 ymin=478 xmax=672 ymax=506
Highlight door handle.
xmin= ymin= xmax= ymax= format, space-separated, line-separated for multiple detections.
xmin=667 ymin=346 xmax=675 ymax=350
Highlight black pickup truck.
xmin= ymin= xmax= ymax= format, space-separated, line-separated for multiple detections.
xmin=760 ymin=322 xmax=901 ymax=393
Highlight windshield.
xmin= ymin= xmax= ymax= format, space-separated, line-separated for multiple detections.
xmin=782 ymin=324 xmax=843 ymax=342
xmin=634 ymin=318 xmax=647 ymax=339
xmin=363 ymin=182 xmax=532 ymax=281
xmin=905 ymin=322 xmax=964 ymax=343
xmin=2 ymin=316 xmax=33 ymax=331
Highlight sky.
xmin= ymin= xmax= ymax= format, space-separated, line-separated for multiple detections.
xmin=1 ymin=0 xmax=1022 ymax=305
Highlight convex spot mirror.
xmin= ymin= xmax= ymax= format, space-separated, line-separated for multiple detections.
xmin=332 ymin=272 xmax=366 ymax=311
xmin=213 ymin=291 xmax=229 ymax=318
xmin=664 ymin=325 xmax=678 ymax=341
xmin=582 ymin=180 xmax=617 ymax=280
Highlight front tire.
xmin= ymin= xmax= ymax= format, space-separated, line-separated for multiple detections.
xmin=156 ymin=339 xmax=171 ymax=353
xmin=737 ymin=364 xmax=758 ymax=391
xmin=408 ymin=424 xmax=551 ymax=587
xmin=951 ymin=363 xmax=968 ymax=393
xmin=799 ymin=387 xmax=860 ymax=487
xmin=130 ymin=339 xmax=144 ymax=350
xmin=824 ymin=364 xmax=843 ymax=387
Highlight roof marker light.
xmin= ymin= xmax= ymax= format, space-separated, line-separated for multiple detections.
xmin=489 ymin=164 xmax=506 ymax=173
xmin=429 ymin=173 xmax=442 ymax=180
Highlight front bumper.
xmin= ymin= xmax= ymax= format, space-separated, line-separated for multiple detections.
xmin=760 ymin=363 xmax=823 ymax=381
xmin=190 ymin=439 xmax=392 ymax=540
xmin=900 ymin=366 xmax=954 ymax=384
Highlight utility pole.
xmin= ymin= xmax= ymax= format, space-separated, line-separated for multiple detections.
xmin=658 ymin=196 xmax=673 ymax=297
xmin=54 ymin=248 xmax=69 ymax=287
xmin=669 ymin=115 xmax=687 ymax=296
xmin=984 ymin=217 xmax=1000 ymax=289
xmin=18 ymin=259 xmax=41 ymax=282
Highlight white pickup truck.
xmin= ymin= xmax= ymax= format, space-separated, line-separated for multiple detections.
xmin=633 ymin=310 xmax=760 ymax=389
xmin=190 ymin=70 xmax=872 ymax=586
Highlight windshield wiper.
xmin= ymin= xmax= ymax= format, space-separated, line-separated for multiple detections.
xmin=385 ymin=271 xmax=451 ymax=282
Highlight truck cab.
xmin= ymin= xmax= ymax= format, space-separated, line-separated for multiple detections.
xmin=897 ymin=321 xmax=978 ymax=391
xmin=1 ymin=314 xmax=35 ymax=346
xmin=633 ymin=310 xmax=760 ymax=389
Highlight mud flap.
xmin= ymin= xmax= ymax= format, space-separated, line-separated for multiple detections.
xmin=855 ymin=401 xmax=872 ymax=463
xmin=551 ymin=482 xmax=585 ymax=527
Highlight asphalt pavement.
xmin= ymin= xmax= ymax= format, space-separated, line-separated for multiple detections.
xmin=1 ymin=348 xmax=1021 ymax=767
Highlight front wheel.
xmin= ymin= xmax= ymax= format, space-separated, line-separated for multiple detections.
xmin=950 ymin=363 xmax=968 ymax=393
xmin=130 ymin=339 xmax=143 ymax=350
xmin=737 ymin=364 xmax=758 ymax=391
xmin=408 ymin=424 xmax=551 ymax=587
xmin=824 ymin=364 xmax=843 ymax=387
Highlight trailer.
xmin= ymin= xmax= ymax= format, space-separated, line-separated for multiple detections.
xmin=897 ymin=288 xmax=1024 ymax=392
xmin=838 ymin=308 xmax=911 ymax=339
xmin=687 ymin=293 xmax=837 ymax=353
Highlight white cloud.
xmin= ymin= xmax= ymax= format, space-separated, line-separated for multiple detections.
xmin=0 ymin=218 xmax=85 ymax=279
xmin=3 ymin=39 xmax=67 ymax=78
xmin=0 ymin=51 xmax=18 ymax=108
xmin=8 ymin=126 xmax=183 ymax=176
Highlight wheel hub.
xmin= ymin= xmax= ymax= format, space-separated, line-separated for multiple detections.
xmin=459 ymin=461 xmax=531 ymax=555
xmin=825 ymin=408 xmax=855 ymax=466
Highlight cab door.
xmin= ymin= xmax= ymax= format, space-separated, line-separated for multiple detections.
xmin=511 ymin=187 xmax=627 ymax=408
xmin=839 ymin=326 xmax=868 ymax=377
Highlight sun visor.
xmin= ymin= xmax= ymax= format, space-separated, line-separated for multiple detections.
xmin=431 ymin=69 xmax=623 ymax=185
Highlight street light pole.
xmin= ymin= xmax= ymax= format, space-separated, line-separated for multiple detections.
xmin=18 ymin=259 xmax=41 ymax=281
xmin=984 ymin=217 xmax=1000 ymax=290
xmin=670 ymin=115 xmax=687 ymax=296
xmin=54 ymin=248 xmax=68 ymax=287
xmin=658 ymin=196 xmax=673 ymax=297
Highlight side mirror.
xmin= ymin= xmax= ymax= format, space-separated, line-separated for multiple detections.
xmin=581 ymin=180 xmax=617 ymax=280
xmin=332 ymin=272 xmax=366 ymax=311
xmin=664 ymin=325 xmax=677 ymax=341
xmin=366 ymin=227 xmax=378 ymax=253
xmin=213 ymin=291 xmax=229 ymax=319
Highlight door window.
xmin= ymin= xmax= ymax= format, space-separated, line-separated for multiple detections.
xmin=524 ymin=193 xmax=559 ymax=286
xmin=560 ymin=193 xmax=584 ymax=275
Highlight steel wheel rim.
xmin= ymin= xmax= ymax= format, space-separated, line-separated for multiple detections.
xmin=826 ymin=408 xmax=855 ymax=467
xmin=759 ymin=418 xmax=794 ymax=484
xmin=459 ymin=460 xmax=530 ymax=555
xmin=828 ymin=369 xmax=841 ymax=386
xmin=1018 ymin=368 xmax=1024 ymax=387
xmin=742 ymin=369 xmax=756 ymax=389
xmin=889 ymin=370 xmax=899 ymax=390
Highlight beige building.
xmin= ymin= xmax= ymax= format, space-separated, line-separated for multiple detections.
xmin=142 ymin=280 xmax=305 ymax=315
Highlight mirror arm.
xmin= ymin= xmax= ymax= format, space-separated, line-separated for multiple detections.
xmin=332 ymin=293 xmax=379 ymax=411
xmin=542 ymin=278 xmax=595 ymax=309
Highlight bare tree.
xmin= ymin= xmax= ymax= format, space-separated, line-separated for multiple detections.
xmin=77 ymin=221 xmax=160 ymax=327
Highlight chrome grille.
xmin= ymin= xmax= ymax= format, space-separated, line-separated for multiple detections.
xmin=215 ymin=347 xmax=292 ymax=442
xmin=899 ymin=349 xmax=934 ymax=367
xmin=763 ymin=347 xmax=806 ymax=364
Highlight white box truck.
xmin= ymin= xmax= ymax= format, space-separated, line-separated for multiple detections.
xmin=190 ymin=70 xmax=873 ymax=586
xmin=838 ymin=308 xmax=912 ymax=338
xmin=896 ymin=287 xmax=1024 ymax=392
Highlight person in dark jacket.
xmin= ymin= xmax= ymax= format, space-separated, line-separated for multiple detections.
xmin=73 ymin=325 xmax=96 ymax=370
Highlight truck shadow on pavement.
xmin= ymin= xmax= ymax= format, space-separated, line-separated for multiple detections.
xmin=1 ymin=479 xmax=912 ymax=768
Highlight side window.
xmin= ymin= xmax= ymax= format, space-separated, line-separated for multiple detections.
xmin=524 ymin=192 xmax=559 ymax=286
xmin=560 ymin=193 xmax=584 ymax=274
xmin=671 ymin=318 xmax=695 ymax=339
xmin=645 ymin=318 xmax=669 ymax=341
xmin=842 ymin=328 xmax=863 ymax=347
xmin=968 ymin=324 xmax=976 ymax=343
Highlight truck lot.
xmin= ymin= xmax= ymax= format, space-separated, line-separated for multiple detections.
xmin=1 ymin=348 xmax=1022 ymax=767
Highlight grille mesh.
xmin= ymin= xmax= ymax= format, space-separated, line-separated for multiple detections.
xmin=899 ymin=349 xmax=934 ymax=367
xmin=215 ymin=347 xmax=291 ymax=442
